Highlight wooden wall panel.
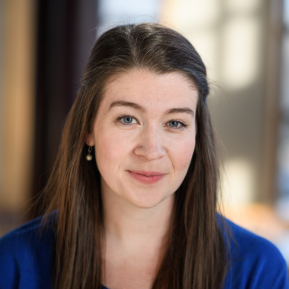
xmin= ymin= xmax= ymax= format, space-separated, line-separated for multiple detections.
xmin=0 ymin=0 xmax=36 ymax=212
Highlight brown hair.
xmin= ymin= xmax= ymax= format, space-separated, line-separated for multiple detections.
xmin=41 ymin=23 xmax=227 ymax=289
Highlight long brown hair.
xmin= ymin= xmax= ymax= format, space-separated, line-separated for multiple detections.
xmin=41 ymin=23 xmax=227 ymax=289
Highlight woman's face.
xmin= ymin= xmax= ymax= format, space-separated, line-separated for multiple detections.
xmin=86 ymin=69 xmax=198 ymax=209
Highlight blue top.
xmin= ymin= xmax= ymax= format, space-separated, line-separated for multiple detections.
xmin=0 ymin=214 xmax=288 ymax=289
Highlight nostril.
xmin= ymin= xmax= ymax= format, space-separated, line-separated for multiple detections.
xmin=134 ymin=143 xmax=165 ymax=161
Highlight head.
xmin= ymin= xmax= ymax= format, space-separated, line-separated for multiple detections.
xmin=44 ymin=23 xmax=226 ymax=289
xmin=74 ymin=22 xmax=212 ymax=209
xmin=85 ymin=68 xmax=198 ymax=211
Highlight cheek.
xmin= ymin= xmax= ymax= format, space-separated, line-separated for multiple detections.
xmin=170 ymin=135 xmax=195 ymax=173
xmin=94 ymin=128 xmax=133 ymax=171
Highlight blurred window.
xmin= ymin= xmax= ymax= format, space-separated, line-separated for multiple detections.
xmin=97 ymin=0 xmax=161 ymax=36
xmin=276 ymin=0 xmax=289 ymax=221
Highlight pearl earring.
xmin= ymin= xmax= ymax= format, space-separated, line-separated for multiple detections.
xmin=86 ymin=146 xmax=93 ymax=161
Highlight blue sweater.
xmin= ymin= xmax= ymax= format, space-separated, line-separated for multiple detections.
xmin=0 ymin=214 xmax=288 ymax=289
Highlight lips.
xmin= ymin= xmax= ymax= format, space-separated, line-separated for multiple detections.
xmin=128 ymin=170 xmax=166 ymax=184
xmin=129 ymin=170 xmax=165 ymax=176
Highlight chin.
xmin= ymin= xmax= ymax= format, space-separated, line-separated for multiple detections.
xmin=124 ymin=189 xmax=172 ymax=209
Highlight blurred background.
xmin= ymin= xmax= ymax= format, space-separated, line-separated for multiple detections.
xmin=0 ymin=0 xmax=289 ymax=267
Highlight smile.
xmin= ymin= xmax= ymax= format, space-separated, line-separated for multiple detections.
xmin=128 ymin=170 xmax=166 ymax=184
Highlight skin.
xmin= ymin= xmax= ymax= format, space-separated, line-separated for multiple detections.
xmin=86 ymin=69 xmax=198 ymax=289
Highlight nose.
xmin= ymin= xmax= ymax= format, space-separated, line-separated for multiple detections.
xmin=134 ymin=125 xmax=166 ymax=160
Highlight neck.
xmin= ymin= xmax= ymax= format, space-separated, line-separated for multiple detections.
xmin=101 ymin=187 xmax=174 ymax=249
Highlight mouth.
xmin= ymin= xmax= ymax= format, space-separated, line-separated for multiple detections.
xmin=127 ymin=170 xmax=166 ymax=184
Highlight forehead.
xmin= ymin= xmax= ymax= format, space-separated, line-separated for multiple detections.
xmin=100 ymin=69 xmax=198 ymax=111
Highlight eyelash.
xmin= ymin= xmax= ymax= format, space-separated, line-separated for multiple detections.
xmin=116 ymin=114 xmax=188 ymax=130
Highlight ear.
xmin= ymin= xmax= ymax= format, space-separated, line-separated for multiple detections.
xmin=85 ymin=133 xmax=95 ymax=146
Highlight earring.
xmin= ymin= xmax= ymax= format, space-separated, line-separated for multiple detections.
xmin=86 ymin=146 xmax=93 ymax=161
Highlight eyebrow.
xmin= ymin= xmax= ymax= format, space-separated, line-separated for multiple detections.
xmin=108 ymin=100 xmax=194 ymax=116
xmin=109 ymin=100 xmax=145 ymax=112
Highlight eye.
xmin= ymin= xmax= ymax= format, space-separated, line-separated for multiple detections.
xmin=117 ymin=115 xmax=138 ymax=125
xmin=167 ymin=120 xmax=188 ymax=130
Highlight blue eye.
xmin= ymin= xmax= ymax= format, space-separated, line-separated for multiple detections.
xmin=117 ymin=115 xmax=138 ymax=125
xmin=167 ymin=120 xmax=187 ymax=129
xmin=123 ymin=116 xmax=133 ymax=123
xmin=169 ymin=121 xmax=179 ymax=127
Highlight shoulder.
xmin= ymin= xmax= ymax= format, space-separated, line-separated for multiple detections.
xmin=221 ymin=218 xmax=289 ymax=289
xmin=0 ymin=213 xmax=56 ymax=289
xmin=224 ymin=218 xmax=282 ymax=258
xmin=0 ymin=213 xmax=55 ymax=255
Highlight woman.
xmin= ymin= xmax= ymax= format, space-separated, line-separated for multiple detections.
xmin=0 ymin=23 xmax=288 ymax=289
